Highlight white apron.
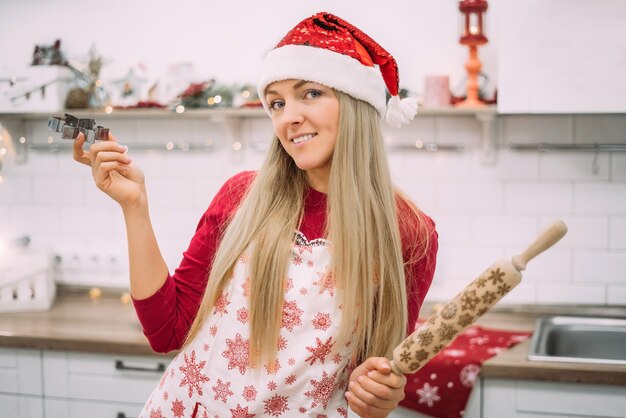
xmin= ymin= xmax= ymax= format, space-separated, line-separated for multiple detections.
xmin=140 ymin=232 xmax=352 ymax=417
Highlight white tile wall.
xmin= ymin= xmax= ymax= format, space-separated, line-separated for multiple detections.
xmin=1 ymin=113 xmax=625 ymax=306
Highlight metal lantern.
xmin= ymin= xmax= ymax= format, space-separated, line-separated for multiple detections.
xmin=456 ymin=0 xmax=489 ymax=107
xmin=459 ymin=0 xmax=488 ymax=45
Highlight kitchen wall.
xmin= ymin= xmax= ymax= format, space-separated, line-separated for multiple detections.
xmin=0 ymin=0 xmax=625 ymax=305
xmin=2 ymin=113 xmax=625 ymax=306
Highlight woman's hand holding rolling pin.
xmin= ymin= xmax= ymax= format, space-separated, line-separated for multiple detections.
xmin=346 ymin=357 xmax=407 ymax=417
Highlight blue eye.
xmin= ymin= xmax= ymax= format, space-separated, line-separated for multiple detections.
xmin=269 ymin=100 xmax=285 ymax=111
xmin=305 ymin=89 xmax=322 ymax=99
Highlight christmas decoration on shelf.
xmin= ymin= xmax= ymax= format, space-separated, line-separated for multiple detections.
xmin=47 ymin=113 xmax=109 ymax=144
xmin=0 ymin=39 xmax=72 ymax=112
xmin=450 ymin=72 xmax=497 ymax=105
xmin=31 ymin=39 xmax=67 ymax=66
xmin=177 ymin=79 xmax=236 ymax=109
xmin=455 ymin=0 xmax=490 ymax=108
xmin=64 ymin=45 xmax=110 ymax=109
xmin=234 ymin=84 xmax=261 ymax=108
xmin=108 ymin=63 xmax=161 ymax=108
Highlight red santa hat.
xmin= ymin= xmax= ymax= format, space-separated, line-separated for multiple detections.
xmin=257 ymin=12 xmax=417 ymax=128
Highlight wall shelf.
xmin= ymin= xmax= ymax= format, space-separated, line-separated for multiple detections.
xmin=0 ymin=105 xmax=498 ymax=164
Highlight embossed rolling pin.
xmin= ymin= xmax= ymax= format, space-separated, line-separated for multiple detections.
xmin=390 ymin=219 xmax=568 ymax=375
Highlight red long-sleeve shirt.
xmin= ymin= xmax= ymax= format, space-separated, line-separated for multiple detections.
xmin=133 ymin=171 xmax=438 ymax=353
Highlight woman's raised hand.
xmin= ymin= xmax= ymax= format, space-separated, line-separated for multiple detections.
xmin=73 ymin=132 xmax=146 ymax=209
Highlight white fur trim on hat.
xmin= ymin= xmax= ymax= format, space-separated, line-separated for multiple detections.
xmin=257 ymin=44 xmax=387 ymax=117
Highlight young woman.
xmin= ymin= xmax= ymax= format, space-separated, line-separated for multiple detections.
xmin=73 ymin=12 xmax=438 ymax=418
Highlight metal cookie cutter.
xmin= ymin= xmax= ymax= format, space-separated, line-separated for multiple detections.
xmin=48 ymin=113 xmax=110 ymax=144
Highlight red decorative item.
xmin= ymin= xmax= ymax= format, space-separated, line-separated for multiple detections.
xmin=456 ymin=0 xmax=489 ymax=108
xmin=401 ymin=320 xmax=531 ymax=418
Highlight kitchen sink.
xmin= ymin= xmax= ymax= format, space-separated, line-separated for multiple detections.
xmin=527 ymin=316 xmax=626 ymax=365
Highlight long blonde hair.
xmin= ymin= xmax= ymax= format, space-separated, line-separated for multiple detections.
xmin=184 ymin=90 xmax=430 ymax=364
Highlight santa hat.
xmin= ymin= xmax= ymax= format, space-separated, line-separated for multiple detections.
xmin=257 ymin=12 xmax=417 ymax=128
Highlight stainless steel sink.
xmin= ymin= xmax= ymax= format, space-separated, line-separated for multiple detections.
xmin=527 ymin=316 xmax=626 ymax=365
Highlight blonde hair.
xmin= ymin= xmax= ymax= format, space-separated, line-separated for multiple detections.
xmin=184 ymin=90 xmax=431 ymax=364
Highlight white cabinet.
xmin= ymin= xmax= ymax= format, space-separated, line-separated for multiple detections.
xmin=482 ymin=378 xmax=626 ymax=418
xmin=497 ymin=0 xmax=626 ymax=114
xmin=0 ymin=347 xmax=44 ymax=417
xmin=0 ymin=348 xmax=168 ymax=418
xmin=44 ymin=398 xmax=144 ymax=418
xmin=43 ymin=351 xmax=167 ymax=415
xmin=0 ymin=394 xmax=44 ymax=418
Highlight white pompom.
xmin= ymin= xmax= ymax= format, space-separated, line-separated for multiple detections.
xmin=385 ymin=95 xmax=418 ymax=128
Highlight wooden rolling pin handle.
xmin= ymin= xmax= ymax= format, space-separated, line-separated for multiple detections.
xmin=511 ymin=219 xmax=568 ymax=271
xmin=390 ymin=359 xmax=404 ymax=376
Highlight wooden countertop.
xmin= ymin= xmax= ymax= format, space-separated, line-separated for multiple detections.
xmin=1 ymin=288 xmax=625 ymax=385
xmin=0 ymin=288 xmax=171 ymax=357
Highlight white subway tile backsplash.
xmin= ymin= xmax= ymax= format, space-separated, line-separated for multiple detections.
xmin=0 ymin=177 xmax=33 ymax=204
xmin=8 ymin=205 xmax=61 ymax=235
xmin=537 ymin=282 xmax=606 ymax=304
xmin=57 ymin=152 xmax=89 ymax=175
xmin=5 ymin=153 xmax=58 ymax=176
xmin=32 ymin=177 xmax=83 ymax=205
xmin=435 ymin=246 xmax=505 ymax=281
xmin=539 ymin=152 xmax=610 ymax=181
xmin=135 ymin=119 xmax=190 ymax=143
xmin=573 ymin=251 xmax=626 ymax=283
xmin=433 ymin=214 xmax=472 ymax=246
xmin=498 ymin=282 xmax=537 ymax=304
xmin=194 ymin=177 xmax=227 ymax=212
xmin=435 ymin=116 xmax=482 ymax=145
xmin=472 ymin=216 xmax=539 ymax=247
xmin=393 ymin=179 xmax=437 ymax=215
xmin=607 ymin=286 xmax=626 ymax=305
xmin=0 ymin=205 xmax=10 ymax=237
xmin=609 ymin=217 xmax=626 ymax=250
xmin=504 ymin=183 xmax=572 ymax=214
xmin=518 ymin=248 xmax=572 ymax=283
xmin=386 ymin=116 xmax=436 ymax=143
xmin=501 ymin=115 xmax=573 ymax=145
xmin=612 ymin=153 xmax=626 ymax=181
xmin=573 ymin=115 xmax=626 ymax=144
xmin=438 ymin=181 xmax=504 ymax=214
xmin=471 ymin=150 xmax=539 ymax=181
xmin=539 ymin=215 xmax=608 ymax=249
xmin=146 ymin=178 xmax=196 ymax=208
xmin=574 ymin=183 xmax=626 ymax=214
xmin=191 ymin=119 xmax=227 ymax=143
xmin=4 ymin=114 xmax=625 ymax=304
xmin=387 ymin=150 xmax=406 ymax=180
xmin=82 ymin=177 xmax=116 ymax=207
xmin=402 ymin=152 xmax=472 ymax=180
xmin=59 ymin=206 xmax=115 ymax=234
xmin=129 ymin=152 xmax=168 ymax=179
xmin=105 ymin=119 xmax=139 ymax=142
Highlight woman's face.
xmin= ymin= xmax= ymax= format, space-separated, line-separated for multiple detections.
xmin=265 ymin=79 xmax=339 ymax=191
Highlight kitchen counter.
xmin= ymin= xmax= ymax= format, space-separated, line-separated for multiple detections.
xmin=1 ymin=288 xmax=625 ymax=385
xmin=0 ymin=287 xmax=171 ymax=357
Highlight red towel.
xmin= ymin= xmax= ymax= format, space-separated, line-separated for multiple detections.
xmin=400 ymin=321 xmax=531 ymax=418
